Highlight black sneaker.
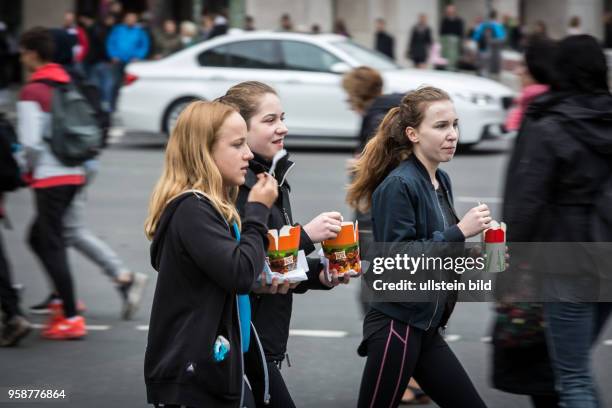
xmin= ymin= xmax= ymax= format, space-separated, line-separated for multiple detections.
xmin=0 ymin=316 xmax=32 ymax=347
xmin=29 ymin=293 xmax=59 ymax=315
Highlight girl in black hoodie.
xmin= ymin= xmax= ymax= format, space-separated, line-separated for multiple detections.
xmin=144 ymin=101 xmax=278 ymax=408
xmin=217 ymin=81 xmax=358 ymax=408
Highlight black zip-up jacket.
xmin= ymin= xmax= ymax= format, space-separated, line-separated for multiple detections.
xmin=504 ymin=92 xmax=612 ymax=244
xmin=145 ymin=191 xmax=270 ymax=408
xmin=370 ymin=154 xmax=464 ymax=330
xmin=236 ymin=153 xmax=331 ymax=363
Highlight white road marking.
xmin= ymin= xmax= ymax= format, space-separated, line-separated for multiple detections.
xmin=444 ymin=334 xmax=461 ymax=342
xmin=456 ymin=196 xmax=502 ymax=204
xmin=481 ymin=336 xmax=492 ymax=343
xmin=603 ymin=339 xmax=612 ymax=346
xmin=134 ymin=326 xmax=348 ymax=338
xmin=31 ymin=323 xmax=110 ymax=331
xmin=106 ymin=127 xmax=126 ymax=145
xmin=289 ymin=329 xmax=348 ymax=338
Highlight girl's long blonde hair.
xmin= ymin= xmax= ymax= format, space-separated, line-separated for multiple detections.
xmin=346 ymin=86 xmax=451 ymax=212
xmin=144 ymin=101 xmax=241 ymax=240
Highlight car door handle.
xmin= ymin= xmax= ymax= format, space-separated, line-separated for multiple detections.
xmin=283 ymin=78 xmax=303 ymax=84
xmin=209 ymin=76 xmax=227 ymax=81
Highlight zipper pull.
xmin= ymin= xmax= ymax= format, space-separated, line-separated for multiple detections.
xmin=285 ymin=353 xmax=291 ymax=367
xmin=282 ymin=208 xmax=291 ymax=225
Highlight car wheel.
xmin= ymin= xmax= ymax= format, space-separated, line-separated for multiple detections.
xmin=162 ymin=97 xmax=200 ymax=135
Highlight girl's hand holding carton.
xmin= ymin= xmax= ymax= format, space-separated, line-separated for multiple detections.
xmin=320 ymin=221 xmax=362 ymax=285
xmin=259 ymin=225 xmax=309 ymax=286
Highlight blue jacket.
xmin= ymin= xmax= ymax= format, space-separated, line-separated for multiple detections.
xmin=106 ymin=24 xmax=150 ymax=62
xmin=370 ymin=154 xmax=464 ymax=330
xmin=472 ymin=21 xmax=506 ymax=42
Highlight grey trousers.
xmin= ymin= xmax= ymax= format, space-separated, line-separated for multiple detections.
xmin=63 ymin=187 xmax=127 ymax=281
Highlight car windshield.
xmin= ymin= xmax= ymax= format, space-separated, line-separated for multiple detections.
xmin=332 ymin=40 xmax=400 ymax=70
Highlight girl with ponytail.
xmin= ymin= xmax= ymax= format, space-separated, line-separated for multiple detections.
xmin=348 ymin=87 xmax=491 ymax=408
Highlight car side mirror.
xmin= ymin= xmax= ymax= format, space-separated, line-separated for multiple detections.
xmin=329 ymin=62 xmax=351 ymax=74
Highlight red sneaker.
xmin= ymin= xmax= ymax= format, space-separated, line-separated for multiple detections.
xmin=42 ymin=316 xmax=87 ymax=340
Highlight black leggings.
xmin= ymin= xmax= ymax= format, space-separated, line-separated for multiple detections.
xmin=29 ymin=186 xmax=79 ymax=317
xmin=357 ymin=320 xmax=487 ymax=408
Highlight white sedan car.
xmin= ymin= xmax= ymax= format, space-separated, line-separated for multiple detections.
xmin=118 ymin=32 xmax=514 ymax=147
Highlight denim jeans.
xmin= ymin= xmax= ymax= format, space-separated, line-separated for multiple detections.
xmin=87 ymin=62 xmax=114 ymax=113
xmin=544 ymin=301 xmax=612 ymax=407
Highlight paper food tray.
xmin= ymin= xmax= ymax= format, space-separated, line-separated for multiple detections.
xmin=258 ymin=250 xmax=309 ymax=284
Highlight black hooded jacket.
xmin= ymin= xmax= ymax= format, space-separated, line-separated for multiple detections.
xmin=503 ymin=92 xmax=612 ymax=244
xmin=358 ymin=93 xmax=404 ymax=153
xmin=145 ymin=192 xmax=270 ymax=408
xmin=236 ymin=153 xmax=331 ymax=363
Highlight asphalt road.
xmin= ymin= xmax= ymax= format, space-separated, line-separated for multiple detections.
xmin=1 ymin=134 xmax=611 ymax=408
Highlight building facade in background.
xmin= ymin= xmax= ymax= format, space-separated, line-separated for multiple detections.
xmin=2 ymin=0 xmax=611 ymax=65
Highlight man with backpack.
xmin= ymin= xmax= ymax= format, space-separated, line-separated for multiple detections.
xmin=0 ymin=112 xmax=32 ymax=346
xmin=17 ymin=27 xmax=94 ymax=340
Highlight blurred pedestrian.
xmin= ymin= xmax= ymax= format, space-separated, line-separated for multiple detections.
xmin=83 ymin=14 xmax=115 ymax=112
xmin=0 ymin=112 xmax=31 ymax=347
xmin=29 ymin=159 xmax=149 ymax=320
xmin=0 ymin=22 xmax=9 ymax=105
xmin=144 ymin=101 xmax=277 ymax=408
xmin=198 ymin=14 xmax=214 ymax=40
xmin=503 ymin=15 xmax=523 ymax=51
xmin=179 ymin=21 xmax=199 ymax=48
xmin=218 ymin=81 xmax=352 ymax=408
xmin=440 ymin=4 xmax=464 ymax=71
xmin=472 ymin=9 xmax=506 ymax=78
xmin=347 ymin=87 xmax=489 ymax=408
xmin=107 ymin=1 xmax=123 ymax=22
xmin=153 ymin=19 xmax=181 ymax=59
xmin=374 ymin=18 xmax=395 ymax=60
xmin=244 ymin=15 xmax=256 ymax=31
xmin=310 ymin=24 xmax=321 ymax=34
xmin=567 ymin=16 xmax=582 ymax=36
xmin=492 ymin=35 xmax=559 ymax=408
xmin=604 ymin=12 xmax=612 ymax=48
xmin=504 ymin=37 xmax=553 ymax=132
xmin=279 ymin=13 xmax=293 ymax=32
xmin=333 ymin=19 xmax=351 ymax=37
xmin=532 ymin=20 xmax=548 ymax=38
xmin=18 ymin=27 xmax=87 ymax=340
xmin=106 ymin=11 xmax=150 ymax=111
xmin=63 ymin=11 xmax=89 ymax=72
xmin=207 ymin=12 xmax=229 ymax=40
xmin=503 ymin=34 xmax=612 ymax=408
xmin=407 ymin=13 xmax=432 ymax=68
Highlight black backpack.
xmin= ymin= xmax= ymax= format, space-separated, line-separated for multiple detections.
xmin=36 ymin=79 xmax=102 ymax=166
xmin=0 ymin=112 xmax=24 ymax=192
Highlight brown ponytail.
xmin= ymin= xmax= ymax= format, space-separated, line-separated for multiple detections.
xmin=346 ymin=86 xmax=451 ymax=212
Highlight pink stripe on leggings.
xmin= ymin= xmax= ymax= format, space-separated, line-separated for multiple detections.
xmin=369 ymin=321 xmax=395 ymax=408
xmin=389 ymin=325 xmax=411 ymax=407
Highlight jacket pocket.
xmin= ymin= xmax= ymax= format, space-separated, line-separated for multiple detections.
xmin=193 ymin=325 xmax=242 ymax=399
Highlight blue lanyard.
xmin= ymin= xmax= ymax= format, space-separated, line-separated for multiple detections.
xmin=232 ymin=223 xmax=251 ymax=353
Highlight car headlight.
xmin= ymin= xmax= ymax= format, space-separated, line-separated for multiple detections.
xmin=454 ymin=92 xmax=497 ymax=106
